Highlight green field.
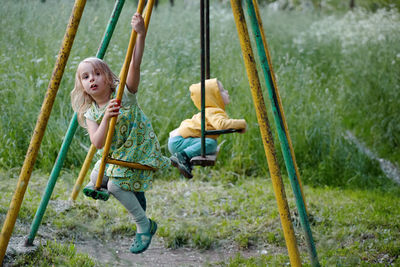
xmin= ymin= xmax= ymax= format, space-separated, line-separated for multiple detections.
xmin=1 ymin=0 xmax=399 ymax=266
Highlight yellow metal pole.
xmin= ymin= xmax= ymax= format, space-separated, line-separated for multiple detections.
xmin=70 ymin=145 xmax=97 ymax=201
xmin=143 ymin=0 xmax=155 ymax=29
xmin=96 ymin=0 xmax=147 ymax=189
xmin=252 ymin=0 xmax=308 ymax=214
xmin=230 ymin=0 xmax=302 ymax=266
xmin=0 ymin=0 xmax=87 ymax=263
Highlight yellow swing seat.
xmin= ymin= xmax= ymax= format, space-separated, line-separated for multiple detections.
xmin=106 ymin=157 xmax=156 ymax=171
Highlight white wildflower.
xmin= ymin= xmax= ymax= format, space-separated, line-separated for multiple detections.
xmin=31 ymin=58 xmax=44 ymax=64
xmin=293 ymin=8 xmax=400 ymax=54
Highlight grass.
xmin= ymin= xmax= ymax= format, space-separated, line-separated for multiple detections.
xmin=1 ymin=170 xmax=399 ymax=266
xmin=6 ymin=240 xmax=97 ymax=267
xmin=1 ymin=0 xmax=399 ymax=266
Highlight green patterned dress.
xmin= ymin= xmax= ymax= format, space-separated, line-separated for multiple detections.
xmin=84 ymin=88 xmax=170 ymax=192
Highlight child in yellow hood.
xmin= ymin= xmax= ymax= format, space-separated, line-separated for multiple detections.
xmin=168 ymin=78 xmax=247 ymax=178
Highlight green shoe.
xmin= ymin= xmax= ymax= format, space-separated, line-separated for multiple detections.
xmin=170 ymin=152 xmax=193 ymax=179
xmin=82 ymin=185 xmax=96 ymax=198
xmin=83 ymin=185 xmax=110 ymax=201
xmin=130 ymin=219 xmax=157 ymax=254
xmin=94 ymin=188 xmax=110 ymax=201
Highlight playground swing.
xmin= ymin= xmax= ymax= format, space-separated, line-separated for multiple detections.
xmin=190 ymin=0 xmax=242 ymax=167
xmin=0 ymin=1 xmax=320 ymax=265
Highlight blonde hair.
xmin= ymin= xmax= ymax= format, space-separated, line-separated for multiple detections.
xmin=70 ymin=57 xmax=119 ymax=127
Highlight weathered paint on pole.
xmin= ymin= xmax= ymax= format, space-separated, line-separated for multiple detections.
xmin=25 ymin=0 xmax=127 ymax=246
xmin=96 ymin=0 xmax=153 ymax=189
xmin=0 ymin=0 xmax=87 ymax=263
xmin=251 ymin=0 xmax=308 ymax=215
xmin=25 ymin=113 xmax=79 ymax=246
xmin=230 ymin=1 xmax=301 ymax=266
xmin=245 ymin=0 xmax=319 ymax=266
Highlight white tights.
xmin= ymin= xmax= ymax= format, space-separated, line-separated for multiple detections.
xmin=88 ymin=170 xmax=150 ymax=233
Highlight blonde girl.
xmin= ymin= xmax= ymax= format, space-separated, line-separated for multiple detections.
xmin=70 ymin=13 xmax=169 ymax=254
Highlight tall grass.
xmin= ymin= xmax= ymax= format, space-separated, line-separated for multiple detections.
xmin=0 ymin=0 xmax=399 ymax=189
xmin=258 ymin=0 xmax=400 ymax=12
xmin=283 ymin=8 xmax=400 ymax=184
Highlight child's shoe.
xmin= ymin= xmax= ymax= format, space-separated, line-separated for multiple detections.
xmin=170 ymin=152 xmax=193 ymax=179
xmin=82 ymin=185 xmax=96 ymax=198
xmin=83 ymin=185 xmax=110 ymax=201
xmin=130 ymin=219 xmax=158 ymax=254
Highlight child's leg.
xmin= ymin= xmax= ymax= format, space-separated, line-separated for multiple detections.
xmin=168 ymin=136 xmax=186 ymax=155
xmin=169 ymin=136 xmax=216 ymax=179
xmin=83 ymin=170 xmax=110 ymax=200
xmin=134 ymin=192 xmax=146 ymax=211
xmin=88 ymin=170 xmax=146 ymax=210
xmin=183 ymin=138 xmax=218 ymax=158
xmin=88 ymin=169 xmax=109 ymax=189
xmin=168 ymin=136 xmax=218 ymax=158
xmin=107 ymin=181 xmax=150 ymax=233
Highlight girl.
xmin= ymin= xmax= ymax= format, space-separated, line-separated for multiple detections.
xmin=70 ymin=13 xmax=170 ymax=254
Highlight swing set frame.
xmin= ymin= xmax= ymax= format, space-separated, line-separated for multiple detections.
xmin=0 ymin=1 xmax=320 ymax=266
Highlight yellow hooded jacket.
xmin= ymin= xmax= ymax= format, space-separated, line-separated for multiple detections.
xmin=177 ymin=78 xmax=247 ymax=139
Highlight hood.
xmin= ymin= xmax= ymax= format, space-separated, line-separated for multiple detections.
xmin=189 ymin=78 xmax=225 ymax=111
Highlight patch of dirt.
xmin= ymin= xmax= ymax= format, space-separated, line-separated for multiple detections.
xmin=4 ymin=235 xmax=267 ymax=267
xmin=3 ymin=236 xmax=40 ymax=266
xmin=3 ymin=233 xmax=271 ymax=267
xmin=74 ymin=237 xmax=263 ymax=267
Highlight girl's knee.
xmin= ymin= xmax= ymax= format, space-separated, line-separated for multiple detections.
xmin=168 ymin=139 xmax=176 ymax=154
xmin=91 ymin=170 xmax=109 ymax=189
xmin=168 ymin=136 xmax=186 ymax=154
xmin=107 ymin=180 xmax=121 ymax=195
xmin=90 ymin=170 xmax=98 ymax=185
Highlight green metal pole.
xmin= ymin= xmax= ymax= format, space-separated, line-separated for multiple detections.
xmin=25 ymin=0 xmax=126 ymax=246
xmin=244 ymin=0 xmax=319 ymax=266
xmin=25 ymin=115 xmax=78 ymax=246
xmin=96 ymin=0 xmax=126 ymax=59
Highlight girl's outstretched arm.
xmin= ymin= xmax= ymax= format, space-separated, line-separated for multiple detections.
xmin=126 ymin=13 xmax=146 ymax=94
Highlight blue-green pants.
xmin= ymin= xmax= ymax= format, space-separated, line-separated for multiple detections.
xmin=168 ymin=136 xmax=217 ymax=158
